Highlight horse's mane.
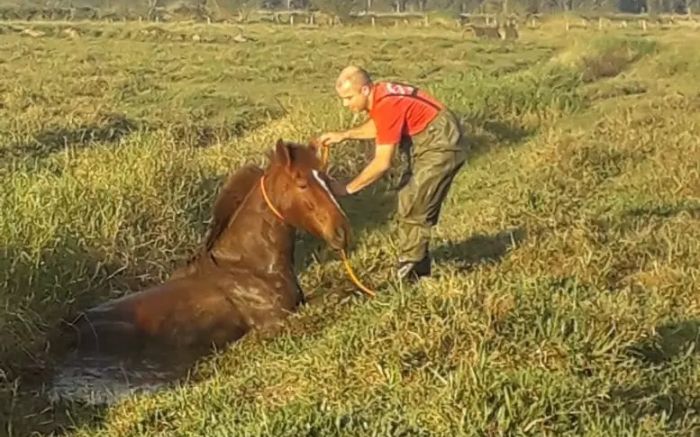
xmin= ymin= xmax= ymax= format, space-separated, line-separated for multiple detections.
xmin=204 ymin=163 xmax=264 ymax=250
xmin=171 ymin=163 xmax=264 ymax=278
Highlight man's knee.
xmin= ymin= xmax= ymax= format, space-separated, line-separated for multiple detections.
xmin=396 ymin=186 xmax=413 ymax=220
xmin=424 ymin=160 xmax=464 ymax=225
xmin=397 ymin=176 xmax=422 ymax=217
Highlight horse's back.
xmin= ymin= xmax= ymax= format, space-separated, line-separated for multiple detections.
xmin=67 ymin=277 xmax=249 ymax=353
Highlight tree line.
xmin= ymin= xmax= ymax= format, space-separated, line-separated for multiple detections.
xmin=0 ymin=0 xmax=695 ymax=21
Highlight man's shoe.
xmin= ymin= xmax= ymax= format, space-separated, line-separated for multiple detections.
xmin=396 ymin=255 xmax=431 ymax=282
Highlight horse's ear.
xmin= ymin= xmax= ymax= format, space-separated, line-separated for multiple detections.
xmin=275 ymin=138 xmax=292 ymax=167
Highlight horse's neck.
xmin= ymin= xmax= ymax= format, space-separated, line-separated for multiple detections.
xmin=209 ymin=178 xmax=295 ymax=273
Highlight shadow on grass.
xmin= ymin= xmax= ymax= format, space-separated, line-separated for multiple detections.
xmin=627 ymin=319 xmax=700 ymax=366
xmin=433 ymin=227 xmax=527 ymax=271
xmin=0 ymin=106 xmax=286 ymax=166
xmin=610 ymin=319 xmax=700 ymax=425
xmin=623 ymin=202 xmax=700 ymax=221
xmin=0 ymin=113 xmax=138 ymax=162
xmin=0 ymin=239 xmax=152 ymax=437
xmin=609 ymin=382 xmax=700 ymax=427
xmin=460 ymin=117 xmax=535 ymax=159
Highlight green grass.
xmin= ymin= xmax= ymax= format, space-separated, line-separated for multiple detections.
xmin=1 ymin=20 xmax=699 ymax=436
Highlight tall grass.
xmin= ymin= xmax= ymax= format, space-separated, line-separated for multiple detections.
xmin=0 ymin=22 xmax=698 ymax=436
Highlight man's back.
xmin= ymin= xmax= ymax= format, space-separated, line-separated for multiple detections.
xmin=369 ymin=81 xmax=445 ymax=145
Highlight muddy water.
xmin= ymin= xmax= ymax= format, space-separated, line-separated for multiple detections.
xmin=45 ymin=281 xmax=344 ymax=405
xmin=48 ymin=345 xmax=209 ymax=405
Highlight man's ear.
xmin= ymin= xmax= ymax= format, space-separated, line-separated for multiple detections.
xmin=309 ymin=137 xmax=324 ymax=160
xmin=308 ymin=137 xmax=321 ymax=152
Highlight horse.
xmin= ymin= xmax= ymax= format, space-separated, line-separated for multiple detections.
xmin=63 ymin=139 xmax=351 ymax=354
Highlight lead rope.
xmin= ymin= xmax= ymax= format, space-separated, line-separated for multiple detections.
xmin=260 ymin=164 xmax=376 ymax=298
xmin=317 ymin=144 xmax=376 ymax=298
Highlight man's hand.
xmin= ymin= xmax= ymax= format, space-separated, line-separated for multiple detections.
xmin=344 ymin=143 xmax=396 ymax=194
xmin=318 ymin=131 xmax=348 ymax=147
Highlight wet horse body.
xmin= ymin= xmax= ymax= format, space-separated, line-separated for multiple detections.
xmin=67 ymin=141 xmax=348 ymax=353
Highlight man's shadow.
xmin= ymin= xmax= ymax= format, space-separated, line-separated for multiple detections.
xmin=432 ymin=227 xmax=527 ymax=272
xmin=461 ymin=117 xmax=536 ymax=162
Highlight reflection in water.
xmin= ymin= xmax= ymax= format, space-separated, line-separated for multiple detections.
xmin=49 ymin=346 xmax=207 ymax=405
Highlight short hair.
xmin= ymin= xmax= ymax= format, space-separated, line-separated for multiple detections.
xmin=335 ymin=65 xmax=372 ymax=92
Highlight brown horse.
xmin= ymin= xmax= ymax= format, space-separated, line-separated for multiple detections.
xmin=65 ymin=139 xmax=350 ymax=354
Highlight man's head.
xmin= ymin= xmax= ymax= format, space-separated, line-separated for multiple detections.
xmin=334 ymin=66 xmax=373 ymax=113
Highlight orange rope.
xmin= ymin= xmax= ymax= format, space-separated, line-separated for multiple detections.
xmin=340 ymin=249 xmax=376 ymax=298
xmin=260 ymin=166 xmax=376 ymax=298
xmin=320 ymin=144 xmax=377 ymax=298
xmin=320 ymin=144 xmax=330 ymax=172
xmin=259 ymin=175 xmax=284 ymax=221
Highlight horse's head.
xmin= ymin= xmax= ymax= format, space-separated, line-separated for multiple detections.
xmin=263 ymin=139 xmax=351 ymax=251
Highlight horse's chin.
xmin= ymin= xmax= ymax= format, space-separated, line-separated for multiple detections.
xmin=325 ymin=236 xmax=348 ymax=252
xmin=328 ymin=240 xmax=347 ymax=252
xmin=324 ymin=223 xmax=350 ymax=252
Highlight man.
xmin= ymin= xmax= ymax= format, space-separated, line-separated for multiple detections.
xmin=318 ymin=65 xmax=468 ymax=282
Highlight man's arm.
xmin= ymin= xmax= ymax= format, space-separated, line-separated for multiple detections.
xmin=319 ymin=118 xmax=376 ymax=146
xmin=344 ymin=118 xmax=377 ymax=141
xmin=345 ymin=143 xmax=396 ymax=194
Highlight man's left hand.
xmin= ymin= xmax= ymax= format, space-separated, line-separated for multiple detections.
xmin=318 ymin=131 xmax=348 ymax=147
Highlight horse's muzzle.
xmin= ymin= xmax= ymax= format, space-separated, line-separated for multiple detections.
xmin=328 ymin=224 xmax=349 ymax=251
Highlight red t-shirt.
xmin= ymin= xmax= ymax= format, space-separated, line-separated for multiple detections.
xmin=369 ymin=81 xmax=444 ymax=145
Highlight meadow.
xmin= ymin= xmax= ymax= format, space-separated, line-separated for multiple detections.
xmin=0 ymin=17 xmax=699 ymax=436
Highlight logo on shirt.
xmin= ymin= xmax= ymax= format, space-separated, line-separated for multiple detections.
xmin=385 ymin=83 xmax=415 ymax=96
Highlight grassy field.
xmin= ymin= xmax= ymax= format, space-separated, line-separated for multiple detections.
xmin=1 ymin=18 xmax=699 ymax=436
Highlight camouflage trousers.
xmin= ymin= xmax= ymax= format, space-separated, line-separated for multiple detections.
xmin=396 ymin=109 xmax=468 ymax=264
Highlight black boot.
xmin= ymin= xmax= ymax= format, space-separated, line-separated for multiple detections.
xmin=396 ymin=254 xmax=431 ymax=283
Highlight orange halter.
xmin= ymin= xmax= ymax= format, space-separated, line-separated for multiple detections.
xmin=259 ymin=147 xmax=376 ymax=298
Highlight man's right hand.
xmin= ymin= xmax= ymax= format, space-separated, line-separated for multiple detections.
xmin=318 ymin=131 xmax=348 ymax=146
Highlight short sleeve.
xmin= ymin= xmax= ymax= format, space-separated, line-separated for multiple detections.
xmin=372 ymin=99 xmax=405 ymax=145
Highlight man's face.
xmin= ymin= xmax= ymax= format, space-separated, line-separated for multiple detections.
xmin=336 ymin=82 xmax=369 ymax=113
